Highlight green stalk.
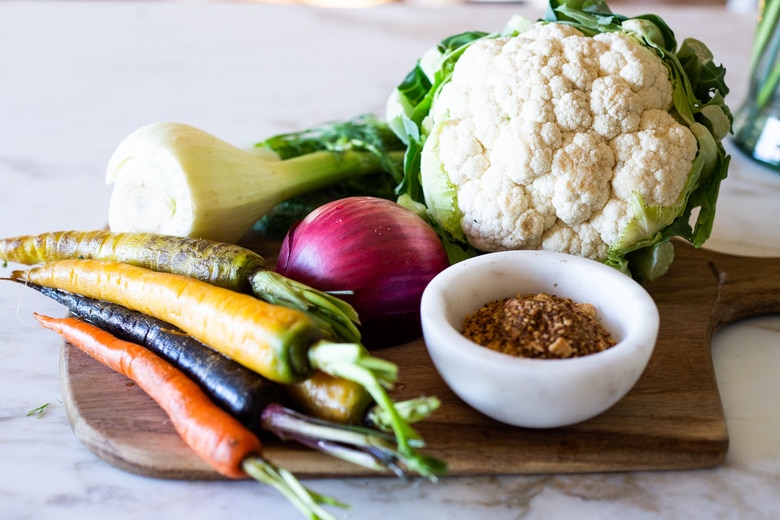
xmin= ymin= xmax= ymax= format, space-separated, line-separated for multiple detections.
xmin=261 ymin=402 xmax=437 ymax=478
xmin=307 ymin=341 xmax=447 ymax=480
xmin=750 ymin=0 xmax=779 ymax=70
xmin=242 ymin=456 xmax=347 ymax=520
xmin=251 ymin=270 xmax=362 ymax=343
xmin=366 ymin=396 xmax=441 ymax=431
xmin=759 ymin=54 xmax=780 ymax=109
xmin=752 ymin=0 xmax=780 ymax=110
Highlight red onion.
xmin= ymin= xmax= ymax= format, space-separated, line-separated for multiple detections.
xmin=275 ymin=196 xmax=450 ymax=348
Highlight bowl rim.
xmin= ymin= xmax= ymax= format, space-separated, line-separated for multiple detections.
xmin=420 ymin=249 xmax=660 ymax=368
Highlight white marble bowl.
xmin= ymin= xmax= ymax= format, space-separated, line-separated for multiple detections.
xmin=420 ymin=250 xmax=659 ymax=428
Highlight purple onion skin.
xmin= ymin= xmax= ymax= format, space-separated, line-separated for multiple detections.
xmin=275 ymin=196 xmax=451 ymax=349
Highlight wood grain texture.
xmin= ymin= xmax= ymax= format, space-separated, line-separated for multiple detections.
xmin=60 ymin=239 xmax=780 ymax=479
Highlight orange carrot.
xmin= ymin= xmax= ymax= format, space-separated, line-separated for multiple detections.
xmin=34 ymin=313 xmax=256 ymax=478
xmin=33 ymin=313 xmax=344 ymax=519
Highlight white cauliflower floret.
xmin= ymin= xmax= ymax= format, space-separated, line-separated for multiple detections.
xmin=423 ymin=22 xmax=697 ymax=261
xmin=611 ymin=110 xmax=698 ymax=207
xmin=542 ymin=221 xmax=609 ymax=260
xmin=594 ymin=32 xmax=673 ymax=111
xmin=591 ymin=109 xmax=698 ymax=245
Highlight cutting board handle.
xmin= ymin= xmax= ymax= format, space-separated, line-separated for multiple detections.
xmin=708 ymin=249 xmax=780 ymax=328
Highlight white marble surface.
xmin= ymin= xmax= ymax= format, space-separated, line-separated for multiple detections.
xmin=1 ymin=1 xmax=779 ymax=519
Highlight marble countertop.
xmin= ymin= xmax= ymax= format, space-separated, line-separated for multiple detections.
xmin=1 ymin=1 xmax=778 ymax=519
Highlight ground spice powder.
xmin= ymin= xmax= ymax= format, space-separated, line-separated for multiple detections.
xmin=461 ymin=293 xmax=616 ymax=359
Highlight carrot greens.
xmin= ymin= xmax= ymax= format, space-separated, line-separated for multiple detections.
xmin=27 ymin=403 xmax=50 ymax=418
xmin=262 ymin=403 xmax=413 ymax=478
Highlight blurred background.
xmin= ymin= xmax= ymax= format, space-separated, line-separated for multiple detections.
xmin=39 ymin=0 xmax=758 ymax=12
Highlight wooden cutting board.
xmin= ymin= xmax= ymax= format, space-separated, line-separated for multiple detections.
xmin=60 ymin=239 xmax=780 ymax=480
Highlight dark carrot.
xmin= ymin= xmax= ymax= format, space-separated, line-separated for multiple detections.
xmin=24 ymin=282 xmax=284 ymax=427
xmin=16 ymin=281 xmax=441 ymax=478
xmin=10 ymin=259 xmax=445 ymax=478
xmin=33 ymin=313 xmax=344 ymax=520
xmin=0 ymin=230 xmax=359 ymax=342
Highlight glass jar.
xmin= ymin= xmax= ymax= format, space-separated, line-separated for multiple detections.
xmin=733 ymin=0 xmax=780 ymax=171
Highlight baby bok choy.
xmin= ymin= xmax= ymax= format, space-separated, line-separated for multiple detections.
xmin=106 ymin=116 xmax=405 ymax=244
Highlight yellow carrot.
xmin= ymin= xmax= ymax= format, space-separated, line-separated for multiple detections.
xmin=15 ymin=259 xmax=317 ymax=384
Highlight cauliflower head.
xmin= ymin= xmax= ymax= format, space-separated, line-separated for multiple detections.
xmin=389 ymin=1 xmax=731 ymax=281
xmin=423 ymin=23 xmax=697 ymax=262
